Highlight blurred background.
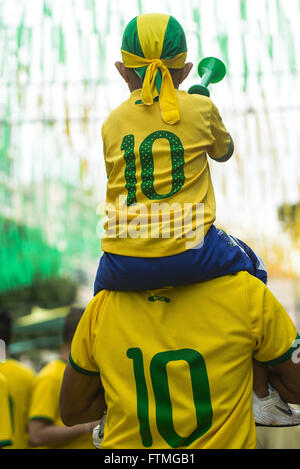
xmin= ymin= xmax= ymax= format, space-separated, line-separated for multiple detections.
xmin=1 ymin=0 xmax=300 ymax=371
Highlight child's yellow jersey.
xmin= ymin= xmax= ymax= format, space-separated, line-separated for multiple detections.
xmin=0 ymin=372 xmax=13 ymax=448
xmin=28 ymin=359 xmax=95 ymax=449
xmin=0 ymin=359 xmax=35 ymax=449
xmin=101 ymin=89 xmax=232 ymax=257
xmin=70 ymin=272 xmax=299 ymax=449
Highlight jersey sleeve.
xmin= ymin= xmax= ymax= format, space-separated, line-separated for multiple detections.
xmin=69 ymin=291 xmax=109 ymax=376
xmin=247 ymin=276 xmax=300 ymax=364
xmin=28 ymin=371 xmax=59 ymax=423
xmin=207 ymin=102 xmax=233 ymax=161
xmin=0 ymin=373 xmax=13 ymax=447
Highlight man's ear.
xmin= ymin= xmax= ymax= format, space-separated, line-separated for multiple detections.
xmin=178 ymin=62 xmax=193 ymax=84
xmin=115 ymin=61 xmax=130 ymax=83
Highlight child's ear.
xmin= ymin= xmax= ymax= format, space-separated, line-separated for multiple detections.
xmin=178 ymin=62 xmax=193 ymax=84
xmin=115 ymin=61 xmax=130 ymax=83
xmin=115 ymin=62 xmax=142 ymax=92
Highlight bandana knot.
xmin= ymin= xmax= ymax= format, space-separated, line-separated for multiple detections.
xmin=121 ymin=14 xmax=187 ymax=124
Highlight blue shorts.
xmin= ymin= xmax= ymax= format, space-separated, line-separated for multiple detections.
xmin=94 ymin=225 xmax=267 ymax=294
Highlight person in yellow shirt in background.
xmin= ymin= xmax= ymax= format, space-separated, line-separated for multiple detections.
xmin=28 ymin=306 xmax=98 ymax=449
xmin=0 ymin=310 xmax=35 ymax=449
xmin=0 ymin=371 xmax=13 ymax=448
xmin=91 ymin=11 xmax=300 ymax=434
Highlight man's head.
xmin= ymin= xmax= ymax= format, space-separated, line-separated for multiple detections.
xmin=62 ymin=306 xmax=85 ymax=347
xmin=0 ymin=310 xmax=12 ymax=346
xmin=116 ymin=13 xmax=193 ymax=124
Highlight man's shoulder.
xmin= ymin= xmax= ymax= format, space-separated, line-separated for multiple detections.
xmin=188 ymin=271 xmax=266 ymax=301
xmin=201 ymin=270 xmax=255 ymax=288
xmin=83 ymin=291 xmax=111 ymax=321
xmin=216 ymin=271 xmax=267 ymax=293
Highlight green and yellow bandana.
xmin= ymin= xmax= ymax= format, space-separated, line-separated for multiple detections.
xmin=121 ymin=13 xmax=187 ymax=124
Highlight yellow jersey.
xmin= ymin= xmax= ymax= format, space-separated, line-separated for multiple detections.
xmin=0 ymin=372 xmax=13 ymax=448
xmin=28 ymin=359 xmax=95 ymax=449
xmin=0 ymin=359 xmax=35 ymax=449
xmin=101 ymin=89 xmax=232 ymax=257
xmin=70 ymin=272 xmax=299 ymax=449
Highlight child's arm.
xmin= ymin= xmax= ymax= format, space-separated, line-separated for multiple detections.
xmin=211 ymin=135 xmax=234 ymax=163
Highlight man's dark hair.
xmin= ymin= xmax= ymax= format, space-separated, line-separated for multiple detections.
xmin=0 ymin=310 xmax=12 ymax=345
xmin=62 ymin=306 xmax=85 ymax=345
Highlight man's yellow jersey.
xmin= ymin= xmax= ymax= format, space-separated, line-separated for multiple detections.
xmin=70 ymin=272 xmax=300 ymax=449
xmin=101 ymin=89 xmax=232 ymax=256
xmin=28 ymin=359 xmax=95 ymax=449
xmin=0 ymin=372 xmax=13 ymax=448
xmin=0 ymin=359 xmax=35 ymax=449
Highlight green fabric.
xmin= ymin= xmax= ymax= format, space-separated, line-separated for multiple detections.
xmin=135 ymin=96 xmax=159 ymax=105
xmin=0 ymin=439 xmax=13 ymax=447
xmin=29 ymin=416 xmax=54 ymax=423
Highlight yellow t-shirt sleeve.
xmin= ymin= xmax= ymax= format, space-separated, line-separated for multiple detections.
xmin=70 ymin=291 xmax=109 ymax=375
xmin=247 ymin=276 xmax=299 ymax=364
xmin=29 ymin=372 xmax=59 ymax=423
xmin=0 ymin=373 xmax=13 ymax=447
xmin=207 ymin=102 xmax=232 ymax=161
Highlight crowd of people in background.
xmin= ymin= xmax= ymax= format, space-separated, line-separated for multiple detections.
xmin=0 ymin=308 xmax=99 ymax=450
